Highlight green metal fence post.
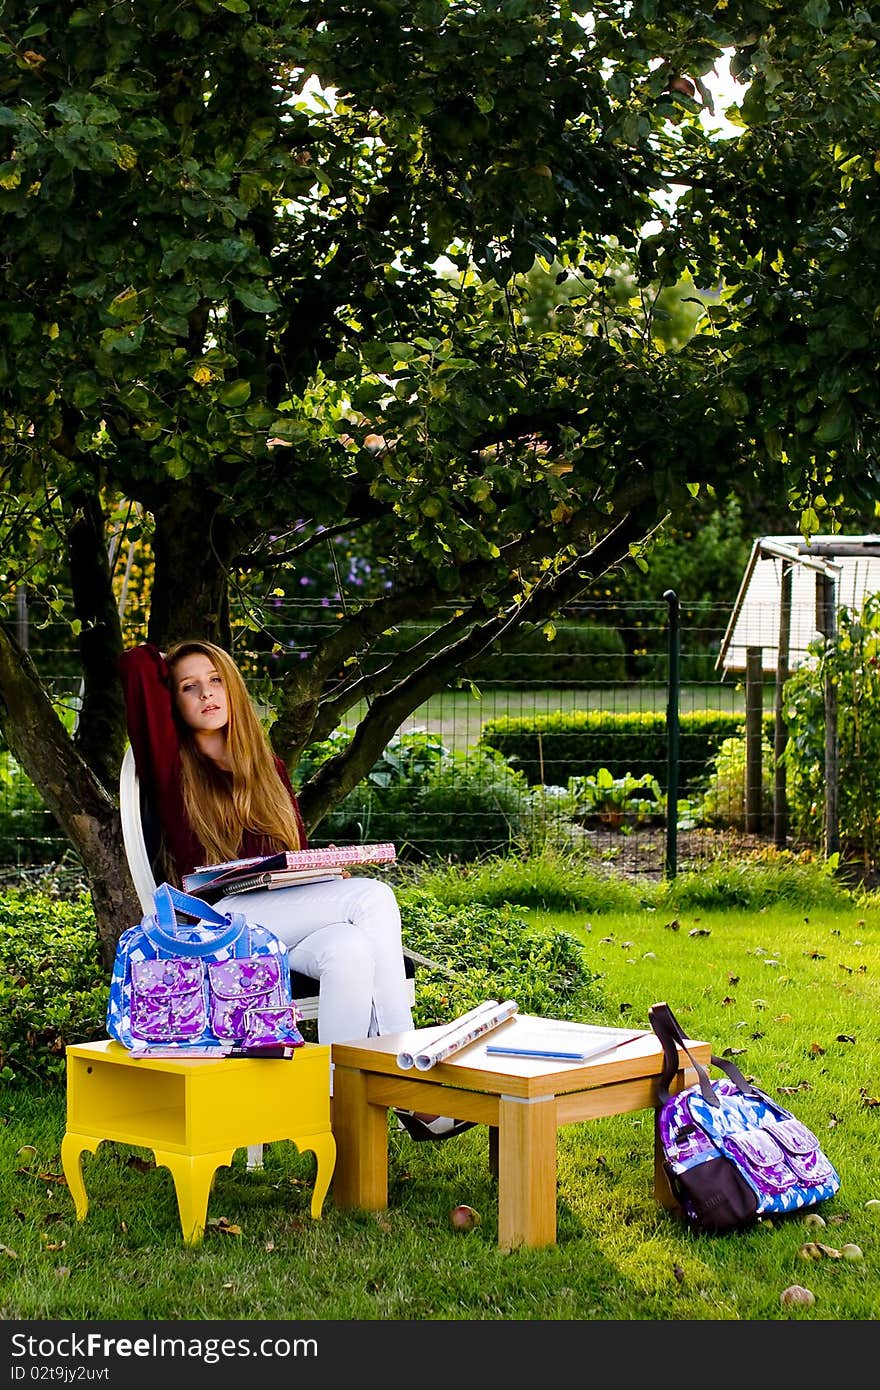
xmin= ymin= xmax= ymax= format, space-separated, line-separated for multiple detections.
xmin=664 ymin=589 xmax=680 ymax=879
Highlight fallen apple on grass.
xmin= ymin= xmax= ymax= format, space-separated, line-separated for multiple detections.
xmin=780 ymin=1285 xmax=816 ymax=1307
xmin=449 ymin=1205 xmax=481 ymax=1231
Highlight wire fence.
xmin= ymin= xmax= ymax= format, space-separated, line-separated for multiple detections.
xmin=0 ymin=597 xmax=791 ymax=882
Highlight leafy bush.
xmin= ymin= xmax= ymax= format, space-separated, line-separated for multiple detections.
xmin=783 ymin=595 xmax=880 ymax=867
xmin=0 ymin=749 xmax=62 ymax=864
xmin=306 ymin=730 xmax=534 ymax=859
xmin=0 ymin=891 xmax=107 ymax=1088
xmin=399 ymin=888 xmax=606 ymax=1024
xmin=588 ymin=496 xmax=753 ymax=680
xmin=698 ymin=735 xmax=775 ymax=829
xmin=567 ymin=767 xmax=663 ymax=826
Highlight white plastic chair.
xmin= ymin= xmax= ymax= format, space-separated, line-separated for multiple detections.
xmin=118 ymin=745 xmax=423 ymax=1168
xmin=119 ymin=745 xmax=157 ymax=917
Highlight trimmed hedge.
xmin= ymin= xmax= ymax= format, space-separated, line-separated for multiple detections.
xmin=479 ymin=708 xmax=777 ymax=793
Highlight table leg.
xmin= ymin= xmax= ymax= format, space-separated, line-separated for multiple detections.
xmin=332 ymin=1065 xmax=389 ymax=1211
xmin=652 ymin=1105 xmax=680 ymax=1211
xmin=496 ymin=1094 xmax=557 ymax=1251
xmin=153 ymin=1148 xmax=235 ymax=1245
xmin=61 ymin=1133 xmax=101 ymax=1222
xmin=296 ymin=1131 xmax=337 ymax=1218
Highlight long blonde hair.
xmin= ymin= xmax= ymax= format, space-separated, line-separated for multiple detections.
xmin=166 ymin=639 xmax=302 ymax=865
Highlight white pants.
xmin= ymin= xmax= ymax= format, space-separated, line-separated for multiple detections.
xmin=216 ymin=876 xmax=413 ymax=1046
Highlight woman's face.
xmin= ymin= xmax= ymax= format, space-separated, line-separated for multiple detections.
xmin=171 ymin=652 xmax=229 ymax=733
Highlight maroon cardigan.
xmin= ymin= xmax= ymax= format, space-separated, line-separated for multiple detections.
xmin=118 ymin=643 xmax=308 ymax=879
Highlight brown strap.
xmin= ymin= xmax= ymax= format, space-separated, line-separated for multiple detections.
xmin=648 ymin=1000 xmax=758 ymax=1108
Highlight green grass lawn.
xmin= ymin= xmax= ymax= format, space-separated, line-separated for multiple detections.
xmin=1 ymin=882 xmax=877 ymax=1323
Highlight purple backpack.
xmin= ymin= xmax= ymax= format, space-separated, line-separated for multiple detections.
xmin=649 ymin=1002 xmax=840 ymax=1233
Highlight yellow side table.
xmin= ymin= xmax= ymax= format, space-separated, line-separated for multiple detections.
xmin=61 ymin=1040 xmax=336 ymax=1244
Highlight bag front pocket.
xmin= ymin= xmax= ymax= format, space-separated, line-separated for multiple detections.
xmin=130 ymin=958 xmax=207 ymax=1041
xmin=769 ymin=1118 xmax=836 ymax=1185
xmin=207 ymin=957 xmax=285 ymax=1040
xmin=242 ymin=1005 xmax=304 ymax=1048
xmin=723 ymin=1126 xmax=800 ymax=1196
xmin=674 ymin=1154 xmax=759 ymax=1233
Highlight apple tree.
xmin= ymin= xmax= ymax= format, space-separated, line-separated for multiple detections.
xmin=0 ymin=0 xmax=878 ymax=961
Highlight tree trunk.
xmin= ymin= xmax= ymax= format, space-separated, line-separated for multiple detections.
xmin=67 ymin=486 xmax=128 ymax=793
xmin=147 ymin=489 xmax=242 ymax=647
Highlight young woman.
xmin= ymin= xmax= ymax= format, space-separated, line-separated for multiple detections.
xmin=118 ymin=639 xmax=471 ymax=1140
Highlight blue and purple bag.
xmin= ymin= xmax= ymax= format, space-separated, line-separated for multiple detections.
xmin=649 ymin=1001 xmax=840 ymax=1233
xmin=107 ymin=883 xmax=304 ymax=1056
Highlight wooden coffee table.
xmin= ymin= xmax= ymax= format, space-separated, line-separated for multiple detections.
xmin=331 ymin=1014 xmax=709 ymax=1251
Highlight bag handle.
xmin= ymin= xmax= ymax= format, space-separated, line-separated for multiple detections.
xmin=648 ymin=1000 xmax=759 ymax=1108
xmin=142 ymin=882 xmax=246 ymax=957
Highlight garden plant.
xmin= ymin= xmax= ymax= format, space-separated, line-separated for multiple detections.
xmin=784 ymin=594 xmax=880 ymax=873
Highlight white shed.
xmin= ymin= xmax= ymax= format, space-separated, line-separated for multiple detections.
xmin=715 ymin=534 xmax=880 ymax=854
xmin=717 ymin=535 xmax=880 ymax=676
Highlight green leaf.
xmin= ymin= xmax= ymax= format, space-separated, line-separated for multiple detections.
xmin=234 ymin=286 xmax=280 ymax=313
xmin=803 ymin=0 xmax=830 ymax=25
xmin=120 ymin=385 xmax=151 ymax=414
xmin=219 ymin=379 xmax=252 ymax=407
xmin=814 ymin=400 xmax=852 ymax=444
xmin=70 ymin=374 xmax=101 ymax=409
xmin=719 ymin=386 xmax=749 ymax=419
xmin=268 ymin=417 xmax=310 ymax=442
xmin=107 ymin=287 xmax=140 ymax=319
xmin=243 ymin=403 xmax=277 ymax=429
xmin=100 ymin=324 xmax=145 ymax=354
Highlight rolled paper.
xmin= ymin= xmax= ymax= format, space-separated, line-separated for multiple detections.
xmin=395 ymin=1000 xmax=499 ymax=1072
xmin=413 ymin=999 xmax=519 ymax=1070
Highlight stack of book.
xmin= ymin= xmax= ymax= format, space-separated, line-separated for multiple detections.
xmin=182 ymin=842 xmax=397 ymax=902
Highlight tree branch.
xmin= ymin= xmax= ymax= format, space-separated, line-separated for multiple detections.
xmin=296 ymin=491 xmax=658 ymax=827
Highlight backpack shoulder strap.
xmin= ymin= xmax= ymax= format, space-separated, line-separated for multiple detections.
xmin=648 ymin=1001 xmax=759 ymax=1108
